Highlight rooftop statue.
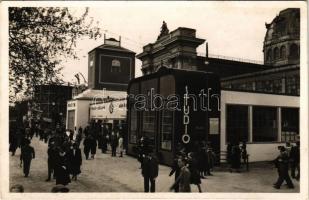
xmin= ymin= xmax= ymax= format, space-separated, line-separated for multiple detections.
xmin=157 ymin=21 xmax=169 ymax=40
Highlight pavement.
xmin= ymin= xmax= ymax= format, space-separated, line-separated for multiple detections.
xmin=9 ymin=137 xmax=300 ymax=193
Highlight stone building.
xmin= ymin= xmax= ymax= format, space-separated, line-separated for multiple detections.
xmin=264 ymin=8 xmax=300 ymax=67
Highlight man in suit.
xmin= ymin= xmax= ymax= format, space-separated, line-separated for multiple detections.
xmin=141 ymin=151 xmax=159 ymax=192
xmin=273 ymin=146 xmax=294 ymax=189
xmin=20 ymin=139 xmax=35 ymax=177
xmin=110 ymin=131 xmax=118 ymax=157
xmin=46 ymin=141 xmax=58 ymax=181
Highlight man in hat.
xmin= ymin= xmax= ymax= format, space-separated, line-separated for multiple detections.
xmin=141 ymin=150 xmax=159 ymax=192
xmin=273 ymin=146 xmax=294 ymax=189
xmin=20 ymin=139 xmax=35 ymax=177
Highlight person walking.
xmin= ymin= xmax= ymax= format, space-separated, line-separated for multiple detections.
xmin=290 ymin=141 xmax=300 ymax=180
xmin=273 ymin=146 xmax=294 ymax=189
xmin=141 ymin=151 xmax=159 ymax=192
xmin=9 ymin=131 xmax=18 ymax=156
xmin=118 ymin=134 xmax=124 ymax=157
xmin=110 ymin=131 xmax=118 ymax=157
xmin=83 ymin=134 xmax=91 ymax=160
xmin=20 ymin=139 xmax=35 ymax=177
xmin=170 ymin=157 xmax=191 ymax=192
xmin=169 ymin=154 xmax=181 ymax=192
xmin=187 ymin=152 xmax=202 ymax=192
xmin=68 ymin=143 xmax=82 ymax=181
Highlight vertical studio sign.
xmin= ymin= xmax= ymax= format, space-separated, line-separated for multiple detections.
xmin=182 ymin=86 xmax=190 ymax=144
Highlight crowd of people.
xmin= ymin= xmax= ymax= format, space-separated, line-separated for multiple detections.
xmin=9 ymin=120 xmax=126 ymax=191
xmin=226 ymin=141 xmax=248 ymax=172
xmin=137 ymin=137 xmax=216 ymax=193
xmin=9 ymin=122 xmax=300 ymax=193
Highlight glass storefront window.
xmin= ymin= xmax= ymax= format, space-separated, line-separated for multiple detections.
xmin=253 ymin=106 xmax=277 ymax=142
xmin=129 ymin=83 xmax=139 ymax=144
xmin=281 ymin=108 xmax=299 ymax=142
xmin=161 ymin=110 xmax=173 ymax=150
xmin=129 ymin=108 xmax=138 ymax=143
xmin=142 ymin=111 xmax=156 ymax=146
xmin=226 ymin=105 xmax=248 ymax=143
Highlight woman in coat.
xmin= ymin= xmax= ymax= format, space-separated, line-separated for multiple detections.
xmin=55 ymin=148 xmax=71 ymax=186
xmin=68 ymin=143 xmax=82 ymax=181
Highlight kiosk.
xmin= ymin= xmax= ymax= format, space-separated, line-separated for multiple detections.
xmin=127 ymin=67 xmax=220 ymax=165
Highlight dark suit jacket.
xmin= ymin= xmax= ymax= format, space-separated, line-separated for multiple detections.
xmin=142 ymin=156 xmax=159 ymax=179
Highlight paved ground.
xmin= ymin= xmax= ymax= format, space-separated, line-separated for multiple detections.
xmin=9 ymin=137 xmax=300 ymax=193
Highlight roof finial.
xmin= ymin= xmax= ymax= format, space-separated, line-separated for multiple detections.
xmin=157 ymin=21 xmax=169 ymax=40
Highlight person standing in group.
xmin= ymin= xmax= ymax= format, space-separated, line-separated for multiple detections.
xmin=197 ymin=142 xmax=207 ymax=179
xmin=141 ymin=151 xmax=159 ymax=193
xmin=118 ymin=133 xmax=124 ymax=157
xmin=230 ymin=143 xmax=241 ymax=173
xmin=273 ymin=146 xmax=294 ymax=189
xmin=68 ymin=143 xmax=82 ymax=181
xmin=9 ymin=130 xmax=18 ymax=156
xmin=89 ymin=134 xmax=97 ymax=159
xmin=110 ymin=131 xmax=118 ymax=157
xmin=75 ymin=127 xmax=83 ymax=147
xmin=170 ymin=157 xmax=191 ymax=192
xmin=83 ymin=134 xmax=92 ymax=160
xmin=46 ymin=141 xmax=58 ymax=181
xmin=207 ymin=145 xmax=215 ymax=175
xmin=20 ymin=139 xmax=35 ymax=177
xmin=55 ymin=148 xmax=71 ymax=186
xmin=241 ymin=141 xmax=248 ymax=170
xmin=226 ymin=142 xmax=232 ymax=165
xmin=290 ymin=141 xmax=300 ymax=180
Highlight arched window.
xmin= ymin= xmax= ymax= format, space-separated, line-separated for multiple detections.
xmin=289 ymin=44 xmax=299 ymax=59
xmin=274 ymin=47 xmax=279 ymax=60
xmin=266 ymin=49 xmax=272 ymax=62
xmin=111 ymin=59 xmax=121 ymax=72
xmin=280 ymin=46 xmax=286 ymax=59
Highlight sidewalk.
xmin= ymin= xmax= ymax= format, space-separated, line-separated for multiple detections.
xmin=9 ymin=137 xmax=299 ymax=193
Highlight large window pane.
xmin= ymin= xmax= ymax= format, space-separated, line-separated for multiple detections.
xmin=129 ymin=108 xmax=138 ymax=143
xmin=159 ymin=75 xmax=175 ymax=150
xmin=142 ymin=111 xmax=156 ymax=146
xmin=281 ymin=108 xmax=299 ymax=142
xmin=253 ymin=106 xmax=277 ymax=142
xmin=161 ymin=110 xmax=173 ymax=150
xmin=129 ymin=83 xmax=139 ymax=144
xmin=226 ymin=105 xmax=248 ymax=143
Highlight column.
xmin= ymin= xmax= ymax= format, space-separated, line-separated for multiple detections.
xmin=277 ymin=107 xmax=282 ymax=142
xmin=248 ymin=106 xmax=253 ymax=143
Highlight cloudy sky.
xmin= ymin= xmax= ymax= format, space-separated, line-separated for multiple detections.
xmin=58 ymin=1 xmax=304 ymax=83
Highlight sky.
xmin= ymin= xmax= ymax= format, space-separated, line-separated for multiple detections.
xmin=59 ymin=1 xmax=303 ymax=84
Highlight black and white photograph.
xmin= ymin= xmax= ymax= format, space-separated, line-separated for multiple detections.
xmin=0 ymin=1 xmax=308 ymax=199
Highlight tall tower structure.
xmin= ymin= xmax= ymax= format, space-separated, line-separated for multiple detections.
xmin=88 ymin=37 xmax=136 ymax=91
xmin=263 ymin=8 xmax=300 ymax=67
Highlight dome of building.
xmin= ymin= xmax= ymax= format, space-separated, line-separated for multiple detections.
xmin=263 ymin=8 xmax=300 ymax=67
